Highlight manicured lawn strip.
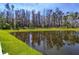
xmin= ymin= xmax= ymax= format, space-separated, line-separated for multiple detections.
xmin=3 ymin=28 xmax=79 ymax=32
xmin=0 ymin=30 xmax=42 ymax=55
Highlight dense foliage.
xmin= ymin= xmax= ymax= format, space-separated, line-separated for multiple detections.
xmin=0 ymin=3 xmax=79 ymax=29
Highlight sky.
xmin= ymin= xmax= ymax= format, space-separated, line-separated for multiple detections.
xmin=0 ymin=3 xmax=79 ymax=13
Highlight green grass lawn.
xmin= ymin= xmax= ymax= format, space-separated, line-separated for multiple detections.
xmin=3 ymin=28 xmax=79 ymax=32
xmin=0 ymin=30 xmax=42 ymax=55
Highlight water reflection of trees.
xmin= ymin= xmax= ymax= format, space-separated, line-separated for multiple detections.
xmin=11 ymin=31 xmax=79 ymax=50
xmin=30 ymin=31 xmax=79 ymax=50
xmin=11 ymin=32 xmax=29 ymax=42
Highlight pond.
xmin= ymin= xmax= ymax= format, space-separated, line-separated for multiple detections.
xmin=11 ymin=31 xmax=79 ymax=55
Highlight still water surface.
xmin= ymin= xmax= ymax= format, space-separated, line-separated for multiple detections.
xmin=11 ymin=31 xmax=79 ymax=55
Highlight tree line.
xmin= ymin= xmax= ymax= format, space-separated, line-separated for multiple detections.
xmin=0 ymin=3 xmax=79 ymax=29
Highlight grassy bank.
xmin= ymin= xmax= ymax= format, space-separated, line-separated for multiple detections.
xmin=3 ymin=28 xmax=79 ymax=32
xmin=0 ymin=30 xmax=41 ymax=55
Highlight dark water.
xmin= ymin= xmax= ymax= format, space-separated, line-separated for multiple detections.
xmin=11 ymin=31 xmax=79 ymax=55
